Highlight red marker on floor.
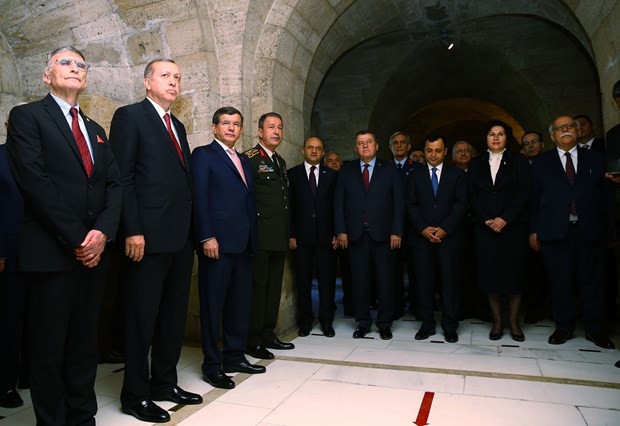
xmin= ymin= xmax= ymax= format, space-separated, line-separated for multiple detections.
xmin=414 ymin=392 xmax=435 ymax=425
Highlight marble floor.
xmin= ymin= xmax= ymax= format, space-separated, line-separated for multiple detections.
xmin=2 ymin=308 xmax=619 ymax=425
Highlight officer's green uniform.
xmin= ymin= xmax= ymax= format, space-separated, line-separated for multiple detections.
xmin=244 ymin=144 xmax=289 ymax=346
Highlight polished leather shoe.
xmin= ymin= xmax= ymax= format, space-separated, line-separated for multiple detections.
xmin=298 ymin=327 xmax=310 ymax=337
xmin=246 ymin=345 xmax=274 ymax=359
xmin=152 ymin=386 xmax=202 ymax=405
xmin=321 ymin=323 xmax=335 ymax=338
xmin=98 ymin=349 xmax=125 ymax=364
xmin=224 ymin=360 xmax=266 ymax=374
xmin=203 ymin=370 xmax=235 ymax=389
xmin=352 ymin=326 xmax=370 ymax=339
xmin=122 ymin=400 xmax=170 ymax=423
xmin=444 ymin=331 xmax=458 ymax=343
xmin=415 ymin=328 xmax=436 ymax=340
xmin=548 ymin=329 xmax=573 ymax=345
xmin=379 ymin=327 xmax=393 ymax=340
xmin=585 ymin=333 xmax=616 ymax=349
xmin=264 ymin=338 xmax=295 ymax=350
xmin=489 ymin=331 xmax=503 ymax=341
xmin=0 ymin=389 xmax=23 ymax=408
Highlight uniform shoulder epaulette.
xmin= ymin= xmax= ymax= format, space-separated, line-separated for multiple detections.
xmin=244 ymin=148 xmax=260 ymax=158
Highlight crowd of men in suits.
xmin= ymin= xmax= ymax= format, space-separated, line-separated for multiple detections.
xmin=0 ymin=45 xmax=619 ymax=424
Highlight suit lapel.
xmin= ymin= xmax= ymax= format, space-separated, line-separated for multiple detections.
xmin=368 ymin=159 xmax=383 ymax=192
xmin=43 ymin=95 xmax=90 ymax=177
xmin=212 ymin=141 xmax=247 ymax=188
xmin=141 ymin=100 xmax=186 ymax=168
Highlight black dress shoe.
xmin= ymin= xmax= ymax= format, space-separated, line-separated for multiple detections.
xmin=585 ymin=333 xmax=616 ymax=349
xmin=489 ymin=323 xmax=503 ymax=341
xmin=548 ymin=329 xmax=573 ymax=345
xmin=224 ymin=360 xmax=266 ymax=374
xmin=298 ymin=327 xmax=310 ymax=337
xmin=0 ymin=389 xmax=24 ymax=408
xmin=264 ymin=338 xmax=295 ymax=350
xmin=615 ymin=360 xmax=620 ymax=368
xmin=203 ymin=370 xmax=235 ymax=389
xmin=122 ymin=400 xmax=170 ymax=423
xmin=152 ymin=386 xmax=203 ymax=405
xmin=321 ymin=323 xmax=335 ymax=338
xmin=510 ymin=326 xmax=525 ymax=342
xmin=98 ymin=349 xmax=125 ymax=364
xmin=415 ymin=328 xmax=436 ymax=340
xmin=352 ymin=326 xmax=370 ymax=339
xmin=379 ymin=327 xmax=393 ymax=340
xmin=246 ymin=345 xmax=274 ymax=359
xmin=444 ymin=331 xmax=458 ymax=343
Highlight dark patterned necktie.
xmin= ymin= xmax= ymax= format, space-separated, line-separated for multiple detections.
xmin=309 ymin=165 xmax=317 ymax=197
xmin=565 ymin=152 xmax=577 ymax=215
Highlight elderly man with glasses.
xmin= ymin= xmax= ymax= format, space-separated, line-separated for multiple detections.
xmin=529 ymin=116 xmax=614 ymax=349
xmin=6 ymin=46 xmax=122 ymax=425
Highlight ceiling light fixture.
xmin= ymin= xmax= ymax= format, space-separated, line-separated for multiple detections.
xmin=441 ymin=30 xmax=454 ymax=50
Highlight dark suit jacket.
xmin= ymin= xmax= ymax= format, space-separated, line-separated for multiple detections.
xmin=406 ymin=163 xmax=467 ymax=248
xmin=467 ymin=150 xmax=530 ymax=226
xmin=109 ymin=99 xmax=193 ymax=253
xmin=0 ymin=145 xmax=23 ymax=272
xmin=334 ymin=157 xmax=404 ymax=242
xmin=191 ymin=141 xmax=256 ymax=254
xmin=288 ymin=163 xmax=337 ymax=246
xmin=7 ymin=95 xmax=121 ymax=272
xmin=244 ymin=144 xmax=289 ymax=251
xmin=582 ymin=137 xmax=605 ymax=153
xmin=530 ymin=147 xmax=608 ymax=242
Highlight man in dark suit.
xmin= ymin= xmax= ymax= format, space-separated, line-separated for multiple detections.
xmin=407 ymin=134 xmax=467 ymax=343
xmin=110 ymin=58 xmax=202 ymax=423
xmin=574 ymin=114 xmax=605 ymax=152
xmin=191 ymin=106 xmax=264 ymax=390
xmin=334 ymin=130 xmax=404 ymax=340
xmin=243 ymin=112 xmax=295 ymax=360
xmin=324 ymin=151 xmax=354 ymax=317
xmin=390 ymin=131 xmax=417 ymax=319
xmin=289 ymin=137 xmax=338 ymax=337
xmin=7 ymin=46 xmax=122 ymax=425
xmin=0 ymin=108 xmax=26 ymax=409
xmin=529 ymin=115 xmax=614 ymax=349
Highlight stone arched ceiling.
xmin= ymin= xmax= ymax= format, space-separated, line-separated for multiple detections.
xmin=299 ymin=0 xmax=599 ymax=160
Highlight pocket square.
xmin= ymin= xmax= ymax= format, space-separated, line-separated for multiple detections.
xmin=97 ymin=135 xmax=105 ymax=144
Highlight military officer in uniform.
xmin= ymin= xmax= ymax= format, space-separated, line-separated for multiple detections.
xmin=244 ymin=112 xmax=295 ymax=359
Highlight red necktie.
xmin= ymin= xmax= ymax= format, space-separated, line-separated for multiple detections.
xmin=164 ymin=113 xmax=185 ymax=166
xmin=362 ymin=164 xmax=370 ymax=191
xmin=70 ymin=108 xmax=93 ymax=178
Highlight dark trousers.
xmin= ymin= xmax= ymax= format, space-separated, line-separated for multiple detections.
xmin=348 ymin=232 xmax=394 ymax=329
xmin=28 ymin=267 xmax=107 ymax=426
xmin=0 ymin=270 xmax=27 ymax=392
xmin=294 ymin=244 xmax=336 ymax=328
xmin=525 ymin=248 xmax=549 ymax=319
xmin=540 ymin=224 xmax=606 ymax=334
xmin=248 ymin=249 xmax=286 ymax=346
xmin=121 ymin=238 xmax=194 ymax=408
xmin=412 ymin=245 xmax=460 ymax=332
xmin=392 ymin=245 xmax=406 ymax=316
xmin=335 ymin=247 xmax=354 ymax=315
xmin=199 ymin=250 xmax=252 ymax=375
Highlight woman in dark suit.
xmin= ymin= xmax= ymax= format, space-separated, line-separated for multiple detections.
xmin=468 ymin=120 xmax=530 ymax=341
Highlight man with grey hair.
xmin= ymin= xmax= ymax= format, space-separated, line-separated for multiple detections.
xmin=7 ymin=46 xmax=122 ymax=425
xmin=110 ymin=58 xmax=202 ymax=423
xmin=451 ymin=140 xmax=473 ymax=171
xmin=530 ymin=116 xmax=613 ymax=349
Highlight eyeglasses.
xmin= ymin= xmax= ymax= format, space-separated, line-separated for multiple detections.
xmin=522 ymin=139 xmax=541 ymax=147
xmin=552 ymin=122 xmax=577 ymax=132
xmin=455 ymin=148 xmax=471 ymax=154
xmin=50 ymin=58 xmax=90 ymax=71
